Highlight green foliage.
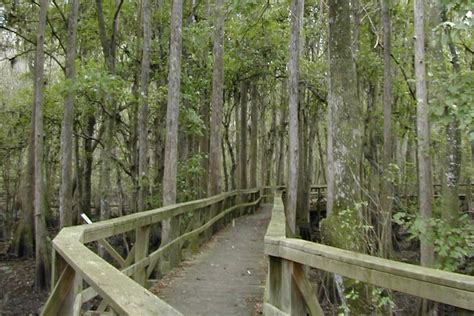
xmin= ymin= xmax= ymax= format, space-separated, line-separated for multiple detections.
xmin=432 ymin=69 xmax=474 ymax=141
xmin=176 ymin=154 xmax=206 ymax=203
xmin=393 ymin=210 xmax=474 ymax=272
xmin=370 ymin=287 xmax=395 ymax=312
xmin=320 ymin=202 xmax=368 ymax=252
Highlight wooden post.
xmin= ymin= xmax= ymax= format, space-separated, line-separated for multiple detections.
xmin=42 ymin=264 xmax=82 ymax=316
xmin=265 ymin=256 xmax=306 ymax=315
xmin=134 ymin=225 xmax=150 ymax=286
xmin=171 ymin=214 xmax=182 ymax=267
xmin=190 ymin=208 xmax=202 ymax=252
xmin=203 ymin=205 xmax=212 ymax=242
xmin=59 ymin=271 xmax=83 ymax=315
xmin=51 ymin=248 xmax=66 ymax=287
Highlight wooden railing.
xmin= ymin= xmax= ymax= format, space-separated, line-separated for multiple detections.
xmin=264 ymin=191 xmax=474 ymax=315
xmin=42 ymin=188 xmax=269 ymax=315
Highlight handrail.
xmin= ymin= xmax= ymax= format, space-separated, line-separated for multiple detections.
xmin=42 ymin=187 xmax=268 ymax=315
xmin=264 ymin=191 xmax=474 ymax=314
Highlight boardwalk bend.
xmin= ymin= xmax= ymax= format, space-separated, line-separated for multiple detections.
xmin=42 ymin=187 xmax=474 ymax=315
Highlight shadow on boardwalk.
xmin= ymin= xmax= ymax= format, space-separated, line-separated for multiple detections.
xmin=152 ymin=204 xmax=272 ymax=315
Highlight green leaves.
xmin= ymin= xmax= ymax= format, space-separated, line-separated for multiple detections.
xmin=393 ymin=209 xmax=474 ymax=272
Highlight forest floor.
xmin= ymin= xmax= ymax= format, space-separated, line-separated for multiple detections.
xmin=0 ymin=256 xmax=48 ymax=315
xmin=152 ymin=204 xmax=271 ymax=315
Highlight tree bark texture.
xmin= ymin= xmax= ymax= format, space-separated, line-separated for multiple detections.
xmin=162 ymin=0 xmax=183 ymax=248
xmin=287 ymin=0 xmax=303 ymax=235
xmin=34 ymin=0 xmax=51 ymax=290
xmin=414 ymin=0 xmax=434 ymax=267
xmin=138 ymin=0 xmax=152 ymax=212
xmin=380 ymin=0 xmax=393 ymax=258
xmin=239 ymin=81 xmax=248 ymax=190
xmin=208 ymin=0 xmax=225 ymax=197
xmin=326 ymin=0 xmax=362 ymax=216
xmin=441 ymin=9 xmax=461 ymax=224
xmin=59 ymin=0 xmax=80 ymax=228
xmin=250 ymin=84 xmax=258 ymax=188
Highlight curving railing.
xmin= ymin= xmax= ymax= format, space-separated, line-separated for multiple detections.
xmin=42 ymin=187 xmax=269 ymax=315
xmin=264 ymin=191 xmax=474 ymax=315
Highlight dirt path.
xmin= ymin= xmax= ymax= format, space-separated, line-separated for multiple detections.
xmin=152 ymin=204 xmax=271 ymax=315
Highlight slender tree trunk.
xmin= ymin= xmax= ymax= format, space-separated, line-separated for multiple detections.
xmin=34 ymin=0 xmax=51 ymax=290
xmin=223 ymin=95 xmax=237 ymax=190
xmin=73 ymin=129 xmax=81 ymax=223
xmin=199 ymin=100 xmax=210 ymax=197
xmin=99 ymin=118 xmax=114 ymax=221
xmin=222 ymin=137 xmax=229 ymax=192
xmin=250 ymin=83 xmax=258 ymax=188
xmin=138 ymin=0 xmax=152 ymax=212
xmin=208 ymin=0 xmax=225 ymax=196
xmin=260 ymin=108 xmax=267 ymax=187
xmin=441 ymin=9 xmax=461 ymax=225
xmin=307 ymin=118 xmax=316 ymax=209
xmin=82 ymin=115 xmax=95 ymax=217
xmin=235 ymin=88 xmax=241 ymax=190
xmin=276 ymin=94 xmax=286 ymax=186
xmin=239 ymin=81 xmax=249 ymax=190
xmin=287 ymin=0 xmax=303 ymax=235
xmin=59 ymin=0 xmax=80 ymax=228
xmin=296 ymin=100 xmax=307 ymax=229
xmin=266 ymin=104 xmax=277 ymax=186
xmin=162 ymin=0 xmax=183 ymax=247
xmin=380 ymin=0 xmax=393 ymax=258
xmin=95 ymin=0 xmax=122 ymax=221
xmin=414 ymin=0 xmax=434 ymax=268
xmin=315 ymin=121 xmax=326 ymax=184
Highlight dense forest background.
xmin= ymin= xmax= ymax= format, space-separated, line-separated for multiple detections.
xmin=0 ymin=0 xmax=473 ymax=313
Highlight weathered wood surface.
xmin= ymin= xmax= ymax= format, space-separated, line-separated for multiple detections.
xmin=43 ymin=188 xmax=262 ymax=315
xmin=264 ymin=192 xmax=474 ymax=312
xmin=42 ymin=265 xmax=76 ymax=316
xmin=51 ymin=232 xmax=181 ymax=315
xmin=156 ymin=204 xmax=270 ymax=315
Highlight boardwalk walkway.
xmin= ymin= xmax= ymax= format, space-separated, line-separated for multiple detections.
xmin=153 ymin=204 xmax=272 ymax=315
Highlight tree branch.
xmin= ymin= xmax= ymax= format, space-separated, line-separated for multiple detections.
xmin=0 ymin=25 xmax=65 ymax=71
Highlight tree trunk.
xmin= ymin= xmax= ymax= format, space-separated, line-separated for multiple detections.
xmin=138 ymin=0 xmax=152 ymax=212
xmin=321 ymin=1 xmax=366 ymax=275
xmin=326 ymin=0 xmax=362 ymax=217
xmin=82 ymin=115 xmax=95 ymax=217
xmin=250 ymin=83 xmax=258 ymax=188
xmin=414 ymin=0 xmax=434 ymax=268
xmin=199 ymin=99 xmax=210 ymax=197
xmin=239 ymin=81 xmax=249 ymax=190
xmin=95 ymin=0 xmax=122 ymax=221
xmin=223 ymin=95 xmax=236 ymax=190
xmin=208 ymin=0 xmax=225 ymax=197
xmin=307 ymin=117 xmax=316 ymax=210
xmin=9 ymin=109 xmax=35 ymax=258
xmin=162 ymin=0 xmax=183 ymax=249
xmin=315 ymin=121 xmax=326 ymax=184
xmin=380 ymin=0 xmax=393 ymax=258
xmin=287 ymin=0 xmax=303 ymax=236
xmin=276 ymin=93 xmax=286 ymax=186
xmin=59 ymin=0 xmax=80 ymax=228
xmin=296 ymin=99 xmax=307 ymax=229
xmin=266 ymin=104 xmax=277 ymax=186
xmin=441 ymin=9 xmax=461 ymax=225
xmin=33 ymin=0 xmax=51 ymax=290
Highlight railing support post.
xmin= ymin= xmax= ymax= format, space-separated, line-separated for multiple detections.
xmin=134 ymin=225 xmax=150 ymax=286
xmin=265 ymin=256 xmax=306 ymax=315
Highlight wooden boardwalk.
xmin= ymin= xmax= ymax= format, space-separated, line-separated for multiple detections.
xmin=153 ymin=204 xmax=271 ymax=315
